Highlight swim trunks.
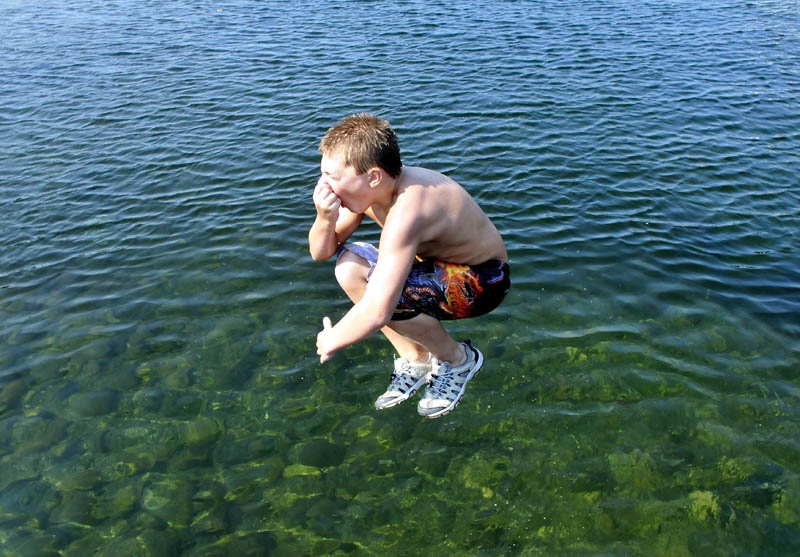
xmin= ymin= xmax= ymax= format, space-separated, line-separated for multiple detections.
xmin=338 ymin=242 xmax=510 ymax=321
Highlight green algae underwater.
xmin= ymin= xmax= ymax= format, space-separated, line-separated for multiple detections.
xmin=3 ymin=0 xmax=800 ymax=554
xmin=2 ymin=285 xmax=799 ymax=555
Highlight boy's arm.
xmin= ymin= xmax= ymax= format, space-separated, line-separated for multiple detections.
xmin=316 ymin=210 xmax=420 ymax=362
xmin=308 ymin=178 xmax=362 ymax=261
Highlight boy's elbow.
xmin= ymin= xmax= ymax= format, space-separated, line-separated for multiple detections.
xmin=309 ymin=245 xmax=335 ymax=262
xmin=354 ymin=298 xmax=393 ymax=331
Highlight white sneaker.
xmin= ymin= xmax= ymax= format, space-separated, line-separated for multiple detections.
xmin=374 ymin=356 xmax=432 ymax=410
xmin=417 ymin=341 xmax=484 ymax=419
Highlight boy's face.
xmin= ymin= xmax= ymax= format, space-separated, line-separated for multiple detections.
xmin=320 ymin=153 xmax=371 ymax=213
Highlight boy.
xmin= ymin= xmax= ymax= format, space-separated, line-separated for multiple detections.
xmin=310 ymin=113 xmax=509 ymax=418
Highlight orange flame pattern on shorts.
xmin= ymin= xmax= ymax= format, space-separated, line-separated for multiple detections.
xmin=438 ymin=263 xmax=484 ymax=319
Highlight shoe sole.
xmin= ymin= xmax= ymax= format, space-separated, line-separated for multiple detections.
xmin=375 ymin=373 xmax=431 ymax=410
xmin=421 ymin=345 xmax=484 ymax=419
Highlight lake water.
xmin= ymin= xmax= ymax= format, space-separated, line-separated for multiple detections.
xmin=2 ymin=0 xmax=799 ymax=554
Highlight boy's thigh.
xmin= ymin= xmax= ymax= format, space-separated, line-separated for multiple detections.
xmin=394 ymin=259 xmax=510 ymax=321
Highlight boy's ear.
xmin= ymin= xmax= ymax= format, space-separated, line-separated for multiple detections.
xmin=367 ymin=167 xmax=383 ymax=188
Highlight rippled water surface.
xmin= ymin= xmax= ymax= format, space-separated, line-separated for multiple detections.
xmin=2 ymin=0 xmax=800 ymax=554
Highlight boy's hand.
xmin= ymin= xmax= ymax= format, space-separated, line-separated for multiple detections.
xmin=316 ymin=316 xmax=336 ymax=363
xmin=313 ymin=177 xmax=341 ymax=222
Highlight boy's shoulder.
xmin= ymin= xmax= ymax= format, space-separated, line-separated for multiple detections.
xmin=401 ymin=165 xmax=449 ymax=186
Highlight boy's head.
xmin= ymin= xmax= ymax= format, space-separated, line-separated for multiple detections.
xmin=319 ymin=113 xmax=402 ymax=179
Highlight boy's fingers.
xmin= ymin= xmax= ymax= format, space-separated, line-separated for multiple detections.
xmin=322 ymin=316 xmax=332 ymax=330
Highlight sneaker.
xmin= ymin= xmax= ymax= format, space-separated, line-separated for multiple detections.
xmin=417 ymin=340 xmax=484 ymax=419
xmin=374 ymin=356 xmax=433 ymax=410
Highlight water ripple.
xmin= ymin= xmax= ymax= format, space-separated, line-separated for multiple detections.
xmin=1 ymin=0 xmax=800 ymax=554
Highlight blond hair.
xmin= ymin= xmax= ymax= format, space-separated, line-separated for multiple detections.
xmin=318 ymin=113 xmax=402 ymax=178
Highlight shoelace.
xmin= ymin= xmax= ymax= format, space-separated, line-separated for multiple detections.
xmin=427 ymin=364 xmax=454 ymax=396
xmin=389 ymin=369 xmax=422 ymax=391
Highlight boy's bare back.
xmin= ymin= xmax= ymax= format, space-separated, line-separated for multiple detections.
xmin=365 ymin=166 xmax=508 ymax=266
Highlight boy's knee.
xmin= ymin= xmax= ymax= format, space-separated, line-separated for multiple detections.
xmin=334 ymin=251 xmax=369 ymax=288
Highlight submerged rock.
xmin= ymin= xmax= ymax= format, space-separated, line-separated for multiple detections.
xmin=49 ymin=490 xmax=95 ymax=525
xmin=219 ymin=456 xmax=284 ymax=505
xmin=190 ymin=504 xmax=229 ymax=535
xmin=608 ymin=449 xmax=667 ymax=491
xmin=93 ymin=482 xmax=138 ymax=520
xmin=163 ymin=368 xmax=191 ymax=390
xmin=213 ymin=435 xmax=279 ymax=466
xmin=772 ymin=479 xmax=800 ymax=526
xmin=101 ymin=420 xmax=180 ymax=462
xmin=131 ymin=387 xmax=168 ymax=414
xmin=182 ymin=416 xmax=222 ymax=446
xmin=141 ymin=475 xmax=193 ymax=530
xmin=0 ymin=528 xmax=59 ymax=557
xmin=304 ymin=496 xmax=341 ymax=538
xmin=97 ymin=528 xmax=180 ymax=557
xmin=283 ymin=464 xmax=322 ymax=478
xmin=164 ymin=393 xmax=205 ymax=418
xmin=291 ymin=439 xmax=346 ymax=468
xmin=0 ymin=378 xmax=28 ymax=411
xmin=0 ymin=479 xmax=59 ymax=524
xmin=184 ymin=531 xmax=277 ymax=556
xmin=11 ymin=413 xmax=70 ymax=456
xmin=718 ymin=455 xmax=758 ymax=483
xmin=340 ymin=414 xmax=377 ymax=438
xmin=0 ymin=461 xmax=40 ymax=493
xmin=68 ymin=389 xmax=119 ymax=417
xmin=457 ymin=453 xmax=510 ymax=499
xmin=45 ymin=463 xmax=99 ymax=492
xmin=689 ymin=490 xmax=720 ymax=523
xmin=694 ymin=421 xmax=736 ymax=450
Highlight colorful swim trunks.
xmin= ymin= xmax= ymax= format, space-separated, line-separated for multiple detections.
xmin=338 ymin=242 xmax=510 ymax=321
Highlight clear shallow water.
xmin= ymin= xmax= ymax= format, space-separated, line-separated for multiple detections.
xmin=2 ymin=0 xmax=799 ymax=554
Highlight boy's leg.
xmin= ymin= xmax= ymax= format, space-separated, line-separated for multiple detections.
xmin=335 ymin=248 xmax=482 ymax=417
xmin=385 ymin=314 xmax=465 ymax=366
xmin=380 ymin=326 xmax=430 ymax=363
xmin=335 ymin=250 xmax=461 ymax=363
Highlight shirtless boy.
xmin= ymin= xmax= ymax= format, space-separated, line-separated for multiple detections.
xmin=310 ymin=113 xmax=510 ymax=418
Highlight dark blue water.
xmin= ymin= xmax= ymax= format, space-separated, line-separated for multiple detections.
xmin=2 ymin=0 xmax=799 ymax=554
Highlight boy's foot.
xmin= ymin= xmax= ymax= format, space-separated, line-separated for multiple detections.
xmin=417 ymin=340 xmax=484 ymax=419
xmin=374 ymin=356 xmax=433 ymax=410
